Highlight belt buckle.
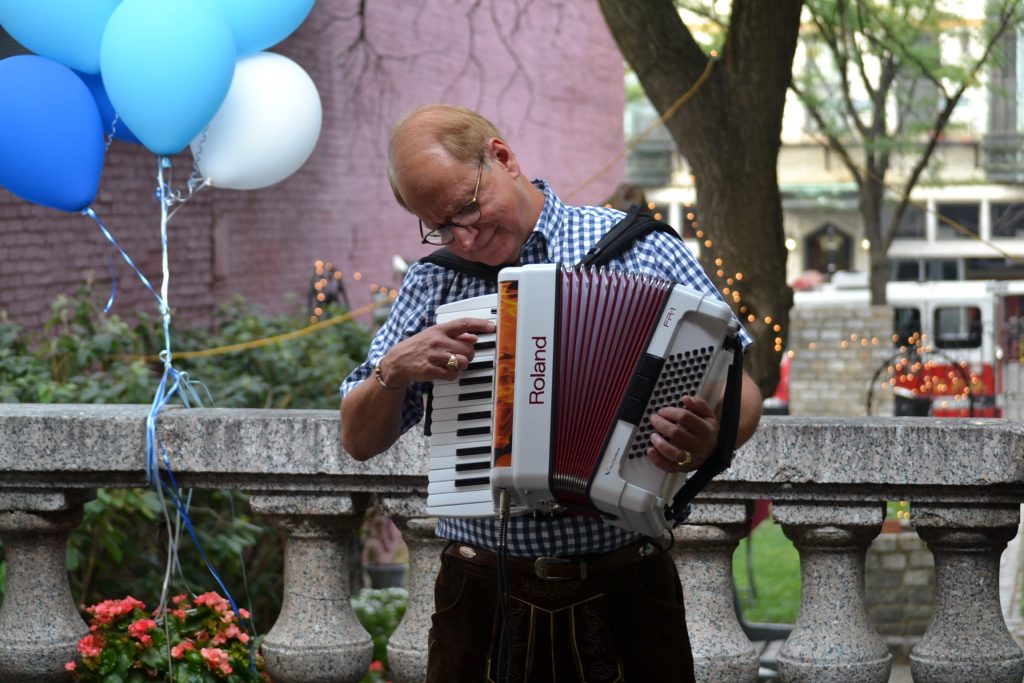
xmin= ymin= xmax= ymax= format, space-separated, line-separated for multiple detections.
xmin=534 ymin=556 xmax=585 ymax=581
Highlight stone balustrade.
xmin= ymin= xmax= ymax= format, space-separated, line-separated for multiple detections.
xmin=1 ymin=404 xmax=1023 ymax=683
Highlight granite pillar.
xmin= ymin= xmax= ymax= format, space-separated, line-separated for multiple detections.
xmin=775 ymin=501 xmax=892 ymax=683
xmin=386 ymin=516 xmax=444 ymax=683
xmin=252 ymin=494 xmax=372 ymax=683
xmin=673 ymin=502 xmax=759 ymax=683
xmin=0 ymin=494 xmax=90 ymax=683
xmin=910 ymin=505 xmax=1024 ymax=683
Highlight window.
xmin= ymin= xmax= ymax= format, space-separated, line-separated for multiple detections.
xmin=936 ymin=203 xmax=980 ymax=240
xmin=992 ymin=202 xmax=1024 ymax=238
xmin=934 ymin=306 xmax=982 ymax=349
xmin=885 ymin=203 xmax=926 ymax=239
xmin=894 ymin=307 xmax=922 ymax=347
xmin=803 ymin=223 xmax=852 ymax=275
xmin=890 ymin=260 xmax=921 ymax=281
xmin=924 ymin=260 xmax=960 ymax=281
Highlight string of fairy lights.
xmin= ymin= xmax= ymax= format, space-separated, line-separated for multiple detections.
xmin=184 ymin=49 xmax=1013 ymax=411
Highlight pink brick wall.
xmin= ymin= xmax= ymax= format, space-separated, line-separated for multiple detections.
xmin=0 ymin=0 xmax=625 ymax=330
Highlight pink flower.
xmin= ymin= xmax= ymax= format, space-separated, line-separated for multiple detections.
xmin=369 ymin=660 xmax=384 ymax=672
xmin=77 ymin=634 xmax=103 ymax=658
xmin=172 ymin=608 xmax=187 ymax=620
xmin=201 ymin=647 xmax=234 ymax=676
xmin=86 ymin=596 xmax=146 ymax=624
xmin=194 ymin=592 xmax=230 ymax=613
xmin=128 ymin=618 xmax=157 ymax=639
xmin=65 ymin=661 xmax=77 ymax=672
xmin=171 ymin=641 xmax=195 ymax=659
xmin=172 ymin=594 xmax=189 ymax=605
xmin=238 ymin=607 xmax=251 ymax=619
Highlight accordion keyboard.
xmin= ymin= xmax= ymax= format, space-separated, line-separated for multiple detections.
xmin=425 ymin=297 xmax=499 ymax=518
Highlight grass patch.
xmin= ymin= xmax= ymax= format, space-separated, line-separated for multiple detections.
xmin=732 ymin=517 xmax=801 ymax=624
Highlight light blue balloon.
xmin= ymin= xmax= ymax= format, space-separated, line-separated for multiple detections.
xmin=214 ymin=0 xmax=316 ymax=55
xmin=0 ymin=56 xmax=105 ymax=212
xmin=0 ymin=0 xmax=122 ymax=74
xmin=100 ymin=0 xmax=236 ymax=155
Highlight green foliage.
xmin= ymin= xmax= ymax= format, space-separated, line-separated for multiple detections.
xmin=733 ymin=518 xmax=801 ymax=624
xmin=0 ymin=281 xmax=374 ymax=635
xmin=352 ymin=587 xmax=408 ymax=674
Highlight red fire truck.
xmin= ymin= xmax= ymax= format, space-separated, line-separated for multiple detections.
xmin=781 ymin=279 xmax=1024 ymax=418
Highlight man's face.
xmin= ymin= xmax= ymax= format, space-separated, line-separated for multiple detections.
xmin=400 ymin=148 xmax=529 ymax=267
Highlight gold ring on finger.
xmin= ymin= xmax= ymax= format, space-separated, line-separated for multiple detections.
xmin=446 ymin=354 xmax=459 ymax=372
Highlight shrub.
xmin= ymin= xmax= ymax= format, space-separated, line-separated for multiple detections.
xmin=0 ymin=282 xmax=373 ymax=632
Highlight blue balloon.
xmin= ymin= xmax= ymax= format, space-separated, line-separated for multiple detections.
xmin=100 ymin=0 xmax=236 ymax=155
xmin=76 ymin=71 xmax=141 ymax=145
xmin=0 ymin=0 xmax=122 ymax=74
xmin=214 ymin=0 xmax=316 ymax=55
xmin=0 ymin=56 xmax=104 ymax=212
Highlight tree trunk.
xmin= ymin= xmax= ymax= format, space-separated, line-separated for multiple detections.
xmin=598 ymin=0 xmax=802 ymax=397
xmin=860 ymin=178 xmax=888 ymax=305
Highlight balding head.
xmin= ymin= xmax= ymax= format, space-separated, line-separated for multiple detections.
xmin=387 ymin=105 xmax=503 ymax=210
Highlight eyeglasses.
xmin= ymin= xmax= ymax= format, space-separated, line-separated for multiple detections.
xmin=419 ymin=162 xmax=484 ymax=246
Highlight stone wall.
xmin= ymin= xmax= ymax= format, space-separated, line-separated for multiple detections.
xmin=0 ymin=0 xmax=626 ymax=331
xmin=788 ymin=304 xmax=896 ymax=416
xmin=865 ymin=530 xmax=936 ymax=660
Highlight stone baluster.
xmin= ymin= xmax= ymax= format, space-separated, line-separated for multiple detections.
xmin=383 ymin=506 xmax=445 ymax=683
xmin=909 ymin=504 xmax=1024 ymax=683
xmin=0 ymin=491 xmax=92 ymax=683
xmin=774 ymin=501 xmax=892 ymax=683
xmin=673 ymin=501 xmax=759 ymax=683
xmin=251 ymin=494 xmax=372 ymax=683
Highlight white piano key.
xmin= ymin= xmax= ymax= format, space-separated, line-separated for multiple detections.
xmin=430 ymin=404 xmax=493 ymax=423
xmin=428 ymin=415 xmax=492 ymax=435
xmin=431 ymin=390 xmax=493 ymax=410
xmin=427 ymin=439 xmax=491 ymax=458
xmin=428 ymin=463 xmax=491 ymax=484
xmin=428 ymin=478 xmax=490 ymax=495
xmin=429 ymin=454 xmax=492 ymax=471
xmin=426 ymin=497 xmax=495 ymax=518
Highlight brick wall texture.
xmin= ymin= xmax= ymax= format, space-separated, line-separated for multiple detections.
xmin=788 ymin=305 xmax=897 ymax=416
xmin=865 ymin=530 xmax=935 ymax=659
xmin=0 ymin=0 xmax=625 ymax=331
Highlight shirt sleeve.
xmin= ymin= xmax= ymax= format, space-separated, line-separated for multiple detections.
xmin=339 ymin=262 xmax=454 ymax=434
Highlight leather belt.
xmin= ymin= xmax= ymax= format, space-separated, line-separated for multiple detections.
xmin=443 ymin=539 xmax=663 ymax=581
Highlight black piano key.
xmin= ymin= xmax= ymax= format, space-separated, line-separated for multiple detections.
xmin=459 ymin=390 xmax=492 ymax=402
xmin=474 ymin=340 xmax=496 ymax=351
xmin=456 ymin=445 xmax=490 ymax=457
xmin=457 ymin=426 xmax=490 ymax=437
xmin=459 ymin=375 xmax=491 ymax=386
xmin=457 ymin=410 xmax=491 ymax=421
xmin=467 ymin=360 xmax=494 ymax=371
xmin=456 ymin=461 xmax=491 ymax=472
xmin=455 ymin=476 xmax=490 ymax=488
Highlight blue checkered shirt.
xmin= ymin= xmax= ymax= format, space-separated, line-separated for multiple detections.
xmin=341 ymin=180 xmax=751 ymax=556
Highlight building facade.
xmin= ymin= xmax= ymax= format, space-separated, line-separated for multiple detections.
xmin=0 ymin=1 xmax=626 ymax=330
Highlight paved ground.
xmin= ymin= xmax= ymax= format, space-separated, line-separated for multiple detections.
xmin=889 ymin=662 xmax=912 ymax=682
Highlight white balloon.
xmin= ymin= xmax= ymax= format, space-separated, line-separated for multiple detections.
xmin=190 ymin=52 xmax=322 ymax=190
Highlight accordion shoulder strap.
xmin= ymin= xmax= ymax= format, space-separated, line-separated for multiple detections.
xmin=418 ymin=204 xmax=679 ymax=281
xmin=667 ymin=335 xmax=744 ymax=527
xmin=578 ymin=204 xmax=679 ymax=268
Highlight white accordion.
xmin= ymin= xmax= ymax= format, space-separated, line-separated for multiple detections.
xmin=425 ymin=264 xmax=740 ymax=537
